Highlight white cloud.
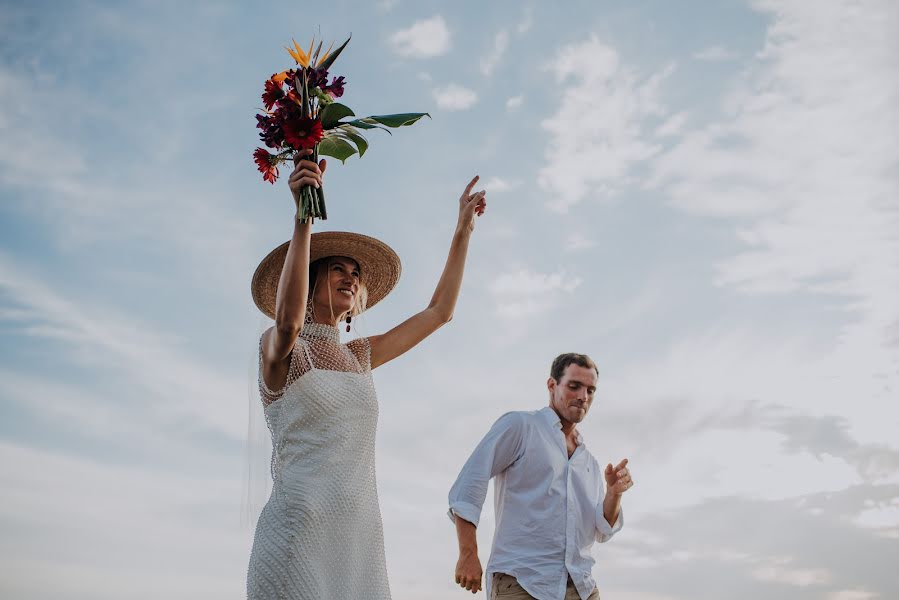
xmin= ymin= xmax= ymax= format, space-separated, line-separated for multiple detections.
xmin=480 ymin=29 xmax=509 ymax=75
xmin=653 ymin=429 xmax=861 ymax=506
xmin=0 ymin=63 xmax=257 ymax=292
xmin=377 ymin=0 xmax=398 ymax=11
xmin=489 ymin=268 xmax=582 ymax=318
xmin=0 ymin=442 xmax=246 ymax=599
xmin=752 ymin=560 xmax=832 ymax=587
xmin=0 ymin=254 xmax=247 ymax=439
xmin=564 ymin=233 xmax=596 ymax=252
xmin=506 ymin=94 xmax=524 ymax=110
xmin=517 ymin=6 xmax=534 ymax=35
xmin=538 ymin=35 xmax=671 ymax=212
xmin=828 ymin=590 xmax=880 ymax=600
xmin=646 ymin=0 xmax=899 ymax=444
xmin=482 ymin=176 xmax=520 ymax=193
xmin=692 ymin=45 xmax=738 ymax=61
xmin=854 ymin=499 xmax=899 ymax=531
xmin=389 ymin=15 xmax=451 ymax=58
xmin=432 ymin=83 xmax=478 ymax=110
xmin=654 ymin=111 xmax=687 ymax=137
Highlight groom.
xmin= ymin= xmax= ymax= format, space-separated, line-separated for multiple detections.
xmin=447 ymin=353 xmax=633 ymax=599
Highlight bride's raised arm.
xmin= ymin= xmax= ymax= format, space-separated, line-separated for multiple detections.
xmin=261 ymin=151 xmax=326 ymax=383
xmin=369 ymin=175 xmax=487 ymax=369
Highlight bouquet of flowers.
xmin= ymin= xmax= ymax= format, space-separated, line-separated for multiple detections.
xmin=253 ymin=36 xmax=429 ymax=222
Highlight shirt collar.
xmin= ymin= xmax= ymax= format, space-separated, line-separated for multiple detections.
xmin=539 ymin=406 xmax=561 ymax=428
xmin=539 ymin=406 xmax=585 ymax=445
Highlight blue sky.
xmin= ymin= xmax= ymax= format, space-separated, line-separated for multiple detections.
xmin=1 ymin=1 xmax=897 ymax=598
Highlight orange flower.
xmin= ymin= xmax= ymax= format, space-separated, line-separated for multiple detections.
xmin=285 ymin=38 xmax=312 ymax=67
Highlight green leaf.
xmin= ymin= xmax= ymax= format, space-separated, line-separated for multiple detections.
xmin=318 ymin=136 xmax=357 ymax=163
xmin=320 ymin=103 xmax=355 ymax=129
xmin=318 ymin=35 xmax=351 ymax=71
xmin=360 ymin=112 xmax=431 ymax=128
xmin=343 ymin=118 xmax=392 ymax=134
xmin=337 ymin=125 xmax=369 ymax=157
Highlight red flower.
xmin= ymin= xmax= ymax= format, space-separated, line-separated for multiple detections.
xmin=262 ymin=77 xmax=285 ymax=110
xmin=282 ymin=116 xmax=323 ymax=150
xmin=325 ymin=76 xmax=345 ymax=98
xmin=253 ymin=147 xmax=279 ymax=184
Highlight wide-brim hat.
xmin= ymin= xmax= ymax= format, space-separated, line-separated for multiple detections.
xmin=251 ymin=231 xmax=401 ymax=320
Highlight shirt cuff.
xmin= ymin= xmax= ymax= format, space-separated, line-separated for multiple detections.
xmin=596 ymin=506 xmax=624 ymax=539
xmin=447 ymin=501 xmax=481 ymax=527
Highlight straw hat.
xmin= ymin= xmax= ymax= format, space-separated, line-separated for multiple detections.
xmin=251 ymin=231 xmax=402 ymax=320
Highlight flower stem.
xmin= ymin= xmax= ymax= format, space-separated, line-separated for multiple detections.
xmin=317 ymin=184 xmax=328 ymax=220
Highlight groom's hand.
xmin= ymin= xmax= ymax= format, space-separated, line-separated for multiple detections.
xmin=605 ymin=458 xmax=634 ymax=496
xmin=455 ymin=548 xmax=483 ymax=594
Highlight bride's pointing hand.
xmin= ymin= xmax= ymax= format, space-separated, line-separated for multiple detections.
xmin=457 ymin=175 xmax=487 ymax=234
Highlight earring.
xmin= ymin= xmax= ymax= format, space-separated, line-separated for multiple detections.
xmin=304 ymin=298 xmax=314 ymax=325
xmin=345 ymin=313 xmax=352 ymax=333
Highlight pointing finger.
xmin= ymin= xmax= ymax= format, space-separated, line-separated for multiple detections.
xmin=462 ymin=175 xmax=480 ymax=198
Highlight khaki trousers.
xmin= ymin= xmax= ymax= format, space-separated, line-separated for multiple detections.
xmin=491 ymin=572 xmax=600 ymax=600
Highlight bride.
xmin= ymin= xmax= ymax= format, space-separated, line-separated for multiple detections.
xmin=247 ymin=150 xmax=487 ymax=599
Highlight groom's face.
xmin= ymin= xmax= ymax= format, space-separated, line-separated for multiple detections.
xmin=548 ymin=364 xmax=598 ymax=425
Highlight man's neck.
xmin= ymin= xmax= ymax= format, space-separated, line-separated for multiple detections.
xmin=550 ymin=406 xmax=579 ymax=440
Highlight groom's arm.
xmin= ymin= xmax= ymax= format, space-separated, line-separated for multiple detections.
xmin=454 ymin=517 xmax=481 ymax=593
xmin=596 ymin=458 xmax=632 ymax=542
xmin=447 ymin=412 xmax=526 ymax=594
xmin=446 ymin=411 xmax=526 ymax=527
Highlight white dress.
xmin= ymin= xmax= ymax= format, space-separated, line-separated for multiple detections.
xmin=247 ymin=322 xmax=392 ymax=599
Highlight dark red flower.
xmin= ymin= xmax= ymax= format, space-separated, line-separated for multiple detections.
xmin=305 ymin=67 xmax=329 ymax=90
xmin=253 ymin=147 xmax=279 ymax=184
xmin=282 ymin=116 xmax=323 ymax=150
xmin=325 ymin=75 xmax=345 ymax=98
xmin=256 ymin=113 xmax=284 ymax=148
xmin=262 ymin=77 xmax=285 ymax=110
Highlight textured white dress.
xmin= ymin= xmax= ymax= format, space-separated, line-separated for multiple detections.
xmin=247 ymin=322 xmax=392 ymax=599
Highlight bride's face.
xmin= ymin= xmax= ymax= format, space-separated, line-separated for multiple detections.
xmin=312 ymin=256 xmax=360 ymax=319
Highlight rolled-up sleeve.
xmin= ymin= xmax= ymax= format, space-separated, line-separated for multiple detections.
xmin=595 ymin=491 xmax=624 ymax=542
xmin=447 ymin=412 xmax=526 ymax=527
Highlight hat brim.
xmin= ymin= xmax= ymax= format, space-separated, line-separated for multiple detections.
xmin=251 ymin=231 xmax=401 ymax=320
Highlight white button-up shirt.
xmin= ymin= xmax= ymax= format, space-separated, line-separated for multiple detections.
xmin=447 ymin=407 xmax=622 ymax=600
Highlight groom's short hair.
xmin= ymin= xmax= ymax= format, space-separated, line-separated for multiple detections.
xmin=550 ymin=353 xmax=598 ymax=382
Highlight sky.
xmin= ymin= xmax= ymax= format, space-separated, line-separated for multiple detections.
xmin=0 ymin=0 xmax=897 ymax=598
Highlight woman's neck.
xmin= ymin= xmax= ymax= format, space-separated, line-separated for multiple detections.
xmin=310 ymin=302 xmax=347 ymax=327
